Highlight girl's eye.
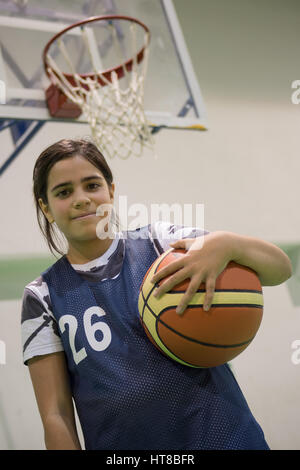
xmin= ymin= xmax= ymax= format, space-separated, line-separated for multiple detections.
xmin=56 ymin=189 xmax=71 ymax=198
xmin=87 ymin=183 xmax=100 ymax=190
xmin=55 ymin=183 xmax=100 ymax=198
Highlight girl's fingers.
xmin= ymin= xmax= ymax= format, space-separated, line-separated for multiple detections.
xmin=176 ymin=276 xmax=216 ymax=315
xmin=151 ymin=258 xmax=184 ymax=284
xmin=203 ymin=277 xmax=216 ymax=311
xmin=153 ymin=268 xmax=188 ymax=298
xmin=170 ymin=238 xmax=195 ymax=251
xmin=176 ymin=280 xmax=201 ymax=315
xmin=154 ymin=271 xmax=216 ymax=315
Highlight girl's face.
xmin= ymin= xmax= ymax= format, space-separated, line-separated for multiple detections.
xmin=39 ymin=154 xmax=115 ymax=245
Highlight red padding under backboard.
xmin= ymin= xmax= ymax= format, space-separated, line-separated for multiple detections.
xmin=45 ymin=84 xmax=82 ymax=118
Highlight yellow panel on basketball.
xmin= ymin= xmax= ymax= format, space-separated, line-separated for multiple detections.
xmin=138 ymin=249 xmax=264 ymax=368
xmin=138 ymin=254 xmax=162 ymax=320
xmin=141 ymin=303 xmax=191 ymax=367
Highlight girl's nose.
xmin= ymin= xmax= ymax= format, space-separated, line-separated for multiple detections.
xmin=72 ymin=195 xmax=91 ymax=209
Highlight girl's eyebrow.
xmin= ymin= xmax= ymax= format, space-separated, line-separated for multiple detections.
xmin=50 ymin=175 xmax=104 ymax=193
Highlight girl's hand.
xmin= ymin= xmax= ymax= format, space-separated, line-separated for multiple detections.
xmin=151 ymin=232 xmax=233 ymax=315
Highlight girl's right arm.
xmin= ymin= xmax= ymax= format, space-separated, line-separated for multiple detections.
xmin=28 ymin=351 xmax=82 ymax=450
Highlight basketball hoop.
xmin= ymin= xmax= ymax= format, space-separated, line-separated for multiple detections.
xmin=43 ymin=15 xmax=153 ymax=159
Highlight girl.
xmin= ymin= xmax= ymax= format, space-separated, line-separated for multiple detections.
xmin=21 ymin=138 xmax=292 ymax=450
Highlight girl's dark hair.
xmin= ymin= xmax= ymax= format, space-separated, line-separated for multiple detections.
xmin=33 ymin=138 xmax=114 ymax=257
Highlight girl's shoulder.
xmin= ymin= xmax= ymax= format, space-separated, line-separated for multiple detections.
xmin=119 ymin=221 xmax=208 ymax=258
xmin=123 ymin=221 xmax=206 ymax=240
xmin=21 ymin=276 xmax=63 ymax=365
xmin=147 ymin=220 xmax=208 ymax=252
xmin=21 ymin=275 xmax=54 ymax=324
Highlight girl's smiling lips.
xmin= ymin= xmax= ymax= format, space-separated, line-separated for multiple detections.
xmin=71 ymin=212 xmax=96 ymax=220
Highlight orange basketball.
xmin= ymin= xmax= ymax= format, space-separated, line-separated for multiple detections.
xmin=138 ymin=248 xmax=264 ymax=368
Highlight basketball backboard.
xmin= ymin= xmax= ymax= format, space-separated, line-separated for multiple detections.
xmin=0 ymin=0 xmax=207 ymax=130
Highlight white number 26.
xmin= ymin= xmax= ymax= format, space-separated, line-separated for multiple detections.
xmin=59 ymin=306 xmax=112 ymax=365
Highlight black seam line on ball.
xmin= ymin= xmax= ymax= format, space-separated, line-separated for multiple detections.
xmin=157 ymin=308 xmax=254 ymax=348
xmin=154 ymin=250 xmax=173 ymax=274
xmin=141 ymin=282 xmax=158 ymax=322
xmin=141 ymin=289 xmax=263 ymax=310
xmin=142 ymin=297 xmax=255 ymax=349
xmin=164 ymin=288 xmax=262 ymax=294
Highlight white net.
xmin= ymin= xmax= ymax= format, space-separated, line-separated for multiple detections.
xmin=45 ymin=18 xmax=154 ymax=159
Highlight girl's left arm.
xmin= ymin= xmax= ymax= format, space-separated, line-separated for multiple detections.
xmin=225 ymin=231 xmax=292 ymax=286
xmin=151 ymin=231 xmax=292 ymax=315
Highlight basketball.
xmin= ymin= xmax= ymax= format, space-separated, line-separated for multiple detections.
xmin=138 ymin=248 xmax=264 ymax=368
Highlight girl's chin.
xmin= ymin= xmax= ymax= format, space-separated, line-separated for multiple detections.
xmin=68 ymin=231 xmax=114 ymax=243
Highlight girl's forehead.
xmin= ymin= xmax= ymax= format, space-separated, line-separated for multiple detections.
xmin=48 ymin=155 xmax=104 ymax=182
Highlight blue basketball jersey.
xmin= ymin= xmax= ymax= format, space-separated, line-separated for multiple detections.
xmin=42 ymin=227 xmax=269 ymax=450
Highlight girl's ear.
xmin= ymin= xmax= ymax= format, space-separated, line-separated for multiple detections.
xmin=38 ymin=198 xmax=54 ymax=224
xmin=109 ymin=183 xmax=115 ymax=202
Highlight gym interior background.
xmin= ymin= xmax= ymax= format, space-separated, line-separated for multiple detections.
xmin=0 ymin=0 xmax=300 ymax=450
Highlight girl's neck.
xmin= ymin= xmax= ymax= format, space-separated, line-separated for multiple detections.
xmin=66 ymin=237 xmax=114 ymax=265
